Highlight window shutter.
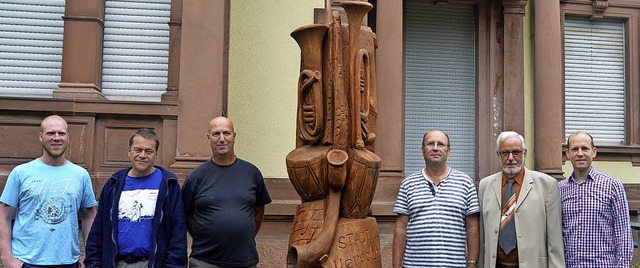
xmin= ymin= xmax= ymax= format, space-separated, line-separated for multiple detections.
xmin=102 ymin=0 xmax=171 ymax=102
xmin=564 ymin=17 xmax=625 ymax=145
xmin=0 ymin=0 xmax=64 ymax=98
xmin=404 ymin=2 xmax=476 ymax=177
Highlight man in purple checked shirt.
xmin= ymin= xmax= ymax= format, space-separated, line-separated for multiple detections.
xmin=560 ymin=131 xmax=633 ymax=267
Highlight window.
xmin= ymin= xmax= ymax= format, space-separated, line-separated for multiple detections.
xmin=564 ymin=17 xmax=625 ymax=145
xmin=404 ymin=2 xmax=477 ymax=177
xmin=102 ymin=0 xmax=171 ymax=102
xmin=560 ymin=2 xmax=640 ymax=165
xmin=0 ymin=0 xmax=64 ymax=98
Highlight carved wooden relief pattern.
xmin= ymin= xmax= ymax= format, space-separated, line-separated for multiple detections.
xmin=286 ymin=1 xmax=381 ymax=267
xmin=290 ymin=200 xmax=326 ymax=246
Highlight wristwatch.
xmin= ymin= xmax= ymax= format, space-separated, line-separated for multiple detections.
xmin=466 ymin=259 xmax=478 ymax=266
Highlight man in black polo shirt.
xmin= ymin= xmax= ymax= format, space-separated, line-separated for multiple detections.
xmin=182 ymin=116 xmax=272 ymax=268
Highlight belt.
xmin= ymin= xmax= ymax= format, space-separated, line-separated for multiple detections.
xmin=21 ymin=264 xmax=79 ymax=268
xmin=496 ymin=264 xmax=518 ymax=268
xmin=118 ymin=254 xmax=149 ymax=264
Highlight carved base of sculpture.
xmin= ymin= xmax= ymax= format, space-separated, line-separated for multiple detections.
xmin=288 ymin=201 xmax=381 ymax=268
xmin=320 ymin=217 xmax=381 ymax=268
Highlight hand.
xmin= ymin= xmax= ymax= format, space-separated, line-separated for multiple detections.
xmin=2 ymin=258 xmax=24 ymax=268
xmin=78 ymin=256 xmax=85 ymax=268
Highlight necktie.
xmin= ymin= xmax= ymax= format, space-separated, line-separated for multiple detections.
xmin=498 ymin=178 xmax=517 ymax=254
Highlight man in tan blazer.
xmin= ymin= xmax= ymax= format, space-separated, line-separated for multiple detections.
xmin=478 ymin=131 xmax=565 ymax=268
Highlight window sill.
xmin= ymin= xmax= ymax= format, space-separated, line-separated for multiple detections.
xmin=0 ymin=96 xmax=178 ymax=117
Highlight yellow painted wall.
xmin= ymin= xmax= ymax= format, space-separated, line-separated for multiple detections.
xmin=562 ymin=161 xmax=640 ymax=183
xmin=228 ymin=1 xmax=323 ymax=178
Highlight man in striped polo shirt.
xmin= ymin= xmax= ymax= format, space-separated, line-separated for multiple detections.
xmin=393 ymin=130 xmax=480 ymax=268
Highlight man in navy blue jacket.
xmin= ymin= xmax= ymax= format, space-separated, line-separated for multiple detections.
xmin=85 ymin=128 xmax=187 ymax=268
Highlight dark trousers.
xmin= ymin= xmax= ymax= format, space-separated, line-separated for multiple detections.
xmin=496 ymin=263 xmax=519 ymax=268
xmin=189 ymin=258 xmax=256 ymax=268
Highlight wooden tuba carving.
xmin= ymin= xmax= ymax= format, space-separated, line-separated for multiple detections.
xmin=291 ymin=25 xmax=328 ymax=146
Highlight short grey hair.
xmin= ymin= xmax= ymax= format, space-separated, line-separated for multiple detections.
xmin=496 ymin=131 xmax=526 ymax=149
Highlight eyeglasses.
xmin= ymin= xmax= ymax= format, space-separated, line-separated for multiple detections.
xmin=425 ymin=141 xmax=448 ymax=149
xmin=498 ymin=150 xmax=523 ymax=157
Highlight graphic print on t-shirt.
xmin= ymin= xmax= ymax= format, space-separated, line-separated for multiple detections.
xmin=35 ymin=196 xmax=73 ymax=225
xmin=118 ymin=189 xmax=158 ymax=222
xmin=25 ymin=177 xmax=80 ymax=228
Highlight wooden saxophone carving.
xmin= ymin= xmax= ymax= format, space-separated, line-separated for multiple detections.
xmin=286 ymin=1 xmax=381 ymax=267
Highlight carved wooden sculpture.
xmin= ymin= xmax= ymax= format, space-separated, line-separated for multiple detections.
xmin=286 ymin=1 xmax=381 ymax=267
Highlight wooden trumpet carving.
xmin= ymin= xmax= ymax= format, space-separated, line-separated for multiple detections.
xmin=286 ymin=1 xmax=381 ymax=267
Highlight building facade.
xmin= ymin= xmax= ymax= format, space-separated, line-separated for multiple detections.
xmin=1 ymin=0 xmax=639 ymax=266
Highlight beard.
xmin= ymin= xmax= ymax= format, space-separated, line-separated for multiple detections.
xmin=502 ymin=160 xmax=523 ymax=176
xmin=43 ymin=144 xmax=66 ymax=158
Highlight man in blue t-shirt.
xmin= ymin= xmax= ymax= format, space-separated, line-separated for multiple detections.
xmin=0 ymin=115 xmax=98 ymax=268
xmin=182 ymin=116 xmax=271 ymax=268
xmin=84 ymin=129 xmax=187 ymax=268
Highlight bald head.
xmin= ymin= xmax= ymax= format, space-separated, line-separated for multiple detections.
xmin=567 ymin=131 xmax=594 ymax=148
xmin=41 ymin=115 xmax=68 ymax=132
xmin=209 ymin=116 xmax=235 ymax=134
xmin=422 ymin=130 xmax=450 ymax=148
xmin=207 ymin=116 xmax=237 ymax=165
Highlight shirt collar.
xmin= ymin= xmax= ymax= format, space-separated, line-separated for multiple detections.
xmin=502 ymin=167 xmax=525 ymax=186
xmin=422 ymin=166 xmax=452 ymax=185
xmin=569 ymin=166 xmax=597 ymax=183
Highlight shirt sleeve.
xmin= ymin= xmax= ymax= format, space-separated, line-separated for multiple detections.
xmin=81 ymin=170 xmax=97 ymax=208
xmin=0 ymin=167 xmax=22 ymax=207
xmin=466 ymin=178 xmax=480 ymax=215
xmin=393 ymin=180 xmax=409 ymax=215
xmin=181 ymin=174 xmax=195 ymax=216
xmin=255 ymin=169 xmax=272 ymax=206
xmin=611 ymin=179 xmax=633 ymax=267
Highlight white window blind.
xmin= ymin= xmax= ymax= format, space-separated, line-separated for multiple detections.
xmin=0 ymin=0 xmax=64 ymax=98
xmin=102 ymin=0 xmax=170 ymax=102
xmin=404 ymin=2 xmax=477 ymax=178
xmin=564 ymin=17 xmax=625 ymax=145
